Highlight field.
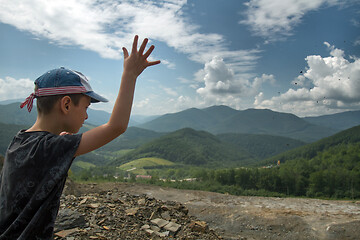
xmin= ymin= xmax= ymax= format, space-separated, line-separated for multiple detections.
xmin=117 ymin=157 xmax=174 ymax=175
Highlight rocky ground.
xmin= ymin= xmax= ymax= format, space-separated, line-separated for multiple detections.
xmin=57 ymin=181 xmax=360 ymax=240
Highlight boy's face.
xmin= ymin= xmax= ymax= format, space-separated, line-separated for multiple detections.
xmin=66 ymin=95 xmax=91 ymax=133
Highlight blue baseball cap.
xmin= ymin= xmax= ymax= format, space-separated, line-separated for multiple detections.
xmin=21 ymin=67 xmax=108 ymax=112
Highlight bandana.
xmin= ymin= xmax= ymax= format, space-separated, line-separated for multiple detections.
xmin=20 ymin=86 xmax=87 ymax=112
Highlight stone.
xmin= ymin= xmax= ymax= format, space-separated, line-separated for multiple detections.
xmin=188 ymin=220 xmax=208 ymax=233
xmin=141 ymin=224 xmax=150 ymax=230
xmin=161 ymin=211 xmax=171 ymax=221
xmin=79 ymin=198 xmax=88 ymax=205
xmin=138 ymin=198 xmax=146 ymax=205
xmin=125 ymin=207 xmax=139 ymax=216
xmin=164 ymin=221 xmax=181 ymax=232
xmin=151 ymin=225 xmax=161 ymax=232
xmin=54 ymin=209 xmax=86 ymax=231
xmin=56 ymin=181 xmax=222 ymax=239
xmin=87 ymin=203 xmax=100 ymax=209
xmin=54 ymin=228 xmax=79 ymax=238
xmin=145 ymin=229 xmax=154 ymax=236
xmin=151 ymin=218 xmax=169 ymax=228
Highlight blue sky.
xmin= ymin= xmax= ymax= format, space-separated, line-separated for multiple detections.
xmin=0 ymin=0 xmax=359 ymax=117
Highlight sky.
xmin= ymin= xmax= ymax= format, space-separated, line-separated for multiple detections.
xmin=0 ymin=0 xmax=359 ymax=117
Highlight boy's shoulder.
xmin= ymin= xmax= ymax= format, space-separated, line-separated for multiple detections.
xmin=8 ymin=130 xmax=82 ymax=161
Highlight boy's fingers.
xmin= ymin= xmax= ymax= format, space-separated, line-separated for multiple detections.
xmin=132 ymin=35 xmax=138 ymax=54
xmin=147 ymin=60 xmax=161 ymax=67
xmin=139 ymin=38 xmax=148 ymax=55
xmin=143 ymin=45 xmax=155 ymax=59
xmin=122 ymin=47 xmax=129 ymax=58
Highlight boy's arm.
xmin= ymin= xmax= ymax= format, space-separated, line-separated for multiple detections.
xmin=75 ymin=35 xmax=160 ymax=156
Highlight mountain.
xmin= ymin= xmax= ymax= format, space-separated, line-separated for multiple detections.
xmin=0 ymin=99 xmax=24 ymax=105
xmin=261 ymin=124 xmax=360 ymax=166
xmin=217 ymin=133 xmax=305 ymax=160
xmin=110 ymin=128 xmax=256 ymax=167
xmin=96 ymin=127 xmax=165 ymax=152
xmin=138 ymin=106 xmax=337 ymax=142
xmin=0 ymin=122 xmax=29 ymax=155
xmin=86 ymin=108 xmax=111 ymax=126
xmin=131 ymin=115 xmax=160 ymax=125
xmin=303 ymin=110 xmax=360 ymax=130
xmin=0 ymin=102 xmax=137 ymax=127
xmin=0 ymin=102 xmax=37 ymax=125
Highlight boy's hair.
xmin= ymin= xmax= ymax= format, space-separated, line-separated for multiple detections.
xmin=35 ymin=85 xmax=83 ymax=115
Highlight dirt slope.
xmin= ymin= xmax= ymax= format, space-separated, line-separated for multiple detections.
xmin=65 ymin=182 xmax=360 ymax=240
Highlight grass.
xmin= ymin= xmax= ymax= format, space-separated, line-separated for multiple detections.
xmin=118 ymin=157 xmax=174 ymax=175
xmin=74 ymin=161 xmax=96 ymax=170
xmin=113 ymin=149 xmax=134 ymax=156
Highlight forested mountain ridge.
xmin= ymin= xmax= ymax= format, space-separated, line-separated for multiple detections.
xmin=0 ymin=122 xmax=29 ymax=154
xmin=138 ymin=106 xmax=337 ymax=142
xmin=261 ymin=124 xmax=360 ymax=166
xmin=110 ymin=128 xmax=257 ymax=168
xmin=303 ymin=110 xmax=360 ymax=130
xmin=2 ymin=102 xmax=360 ymax=142
xmin=217 ymin=133 xmax=305 ymax=160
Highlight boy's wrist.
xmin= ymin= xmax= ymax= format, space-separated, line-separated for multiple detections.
xmin=121 ymin=70 xmax=138 ymax=82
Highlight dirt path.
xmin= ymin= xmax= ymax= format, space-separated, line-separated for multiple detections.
xmin=68 ymin=182 xmax=360 ymax=240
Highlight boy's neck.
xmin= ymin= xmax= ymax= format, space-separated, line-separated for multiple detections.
xmin=27 ymin=113 xmax=63 ymax=135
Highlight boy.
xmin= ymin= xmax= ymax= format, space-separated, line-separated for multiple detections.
xmin=0 ymin=35 xmax=160 ymax=239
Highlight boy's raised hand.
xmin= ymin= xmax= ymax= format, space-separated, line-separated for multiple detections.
xmin=122 ymin=35 xmax=161 ymax=78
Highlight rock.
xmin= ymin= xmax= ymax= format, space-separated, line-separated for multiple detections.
xmin=55 ymin=182 xmax=223 ymax=239
xmin=151 ymin=225 xmax=161 ymax=232
xmin=188 ymin=220 xmax=208 ymax=233
xmin=125 ymin=207 xmax=139 ymax=216
xmin=164 ymin=221 xmax=181 ymax=232
xmin=138 ymin=198 xmax=146 ymax=205
xmin=54 ymin=209 xmax=86 ymax=231
xmin=54 ymin=228 xmax=79 ymax=238
xmin=151 ymin=218 xmax=170 ymax=228
xmin=141 ymin=224 xmax=150 ymax=230
xmin=87 ymin=203 xmax=100 ymax=209
xmin=161 ymin=211 xmax=171 ymax=221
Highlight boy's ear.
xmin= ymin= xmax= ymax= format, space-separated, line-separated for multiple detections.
xmin=60 ymin=96 xmax=72 ymax=114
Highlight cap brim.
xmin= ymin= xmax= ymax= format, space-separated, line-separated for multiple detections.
xmin=84 ymin=91 xmax=108 ymax=103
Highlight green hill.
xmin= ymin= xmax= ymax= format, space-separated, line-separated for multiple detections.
xmin=0 ymin=102 xmax=37 ymax=125
xmin=261 ymin=125 xmax=360 ymax=166
xmin=118 ymin=157 xmax=174 ymax=175
xmin=97 ymin=127 xmax=164 ymax=152
xmin=138 ymin=108 xmax=217 ymax=132
xmin=74 ymin=127 xmax=164 ymax=170
xmin=110 ymin=128 xmax=256 ymax=167
xmin=138 ymin=106 xmax=337 ymax=142
xmin=303 ymin=110 xmax=360 ymax=130
xmin=213 ymin=109 xmax=335 ymax=142
xmin=0 ymin=122 xmax=29 ymax=155
xmin=217 ymin=133 xmax=305 ymax=160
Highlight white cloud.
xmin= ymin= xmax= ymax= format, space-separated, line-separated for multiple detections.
xmin=135 ymin=98 xmax=150 ymax=108
xmin=196 ymin=56 xmax=275 ymax=109
xmin=255 ymin=43 xmax=360 ymax=116
xmin=240 ymin=0 xmax=340 ymax=41
xmin=0 ymin=0 xmax=260 ymax=68
xmin=354 ymin=38 xmax=360 ymax=46
xmin=132 ymin=94 xmax=204 ymax=116
xmin=0 ymin=76 xmax=34 ymax=101
xmin=0 ymin=0 xmax=263 ymax=113
xmin=160 ymin=59 xmax=176 ymax=69
xmin=161 ymin=86 xmax=178 ymax=97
